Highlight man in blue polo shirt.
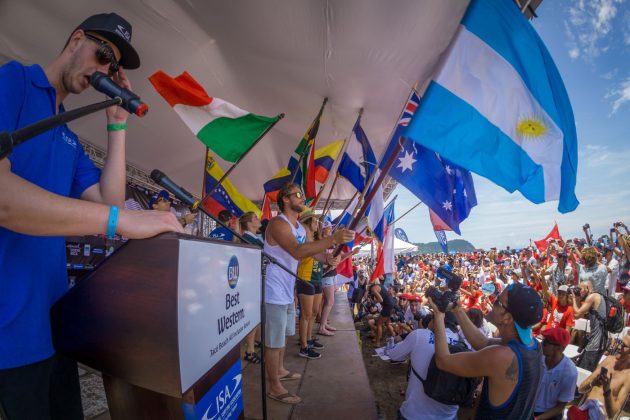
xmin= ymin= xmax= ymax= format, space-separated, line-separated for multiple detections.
xmin=0 ymin=13 xmax=183 ymax=419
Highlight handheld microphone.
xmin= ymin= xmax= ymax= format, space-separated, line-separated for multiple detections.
xmin=150 ymin=169 xmax=199 ymax=209
xmin=90 ymin=71 xmax=149 ymax=117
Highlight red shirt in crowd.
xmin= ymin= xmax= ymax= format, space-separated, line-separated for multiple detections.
xmin=547 ymin=302 xmax=575 ymax=330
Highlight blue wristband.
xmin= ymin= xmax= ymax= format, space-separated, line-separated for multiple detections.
xmin=107 ymin=206 xmax=119 ymax=239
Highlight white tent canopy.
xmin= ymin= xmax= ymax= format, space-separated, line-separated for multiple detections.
xmin=356 ymin=237 xmax=417 ymax=256
xmin=0 ymin=0 xmax=469 ymax=202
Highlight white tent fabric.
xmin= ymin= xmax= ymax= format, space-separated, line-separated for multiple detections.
xmin=0 ymin=0 xmax=469 ymax=201
xmin=356 ymin=237 xmax=417 ymax=256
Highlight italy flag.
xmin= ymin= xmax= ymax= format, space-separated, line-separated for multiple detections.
xmin=149 ymin=70 xmax=281 ymax=163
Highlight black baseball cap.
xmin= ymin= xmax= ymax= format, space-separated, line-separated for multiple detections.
xmin=505 ymin=282 xmax=543 ymax=346
xmin=77 ymin=13 xmax=140 ymax=69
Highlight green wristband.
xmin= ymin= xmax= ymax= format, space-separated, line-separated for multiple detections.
xmin=107 ymin=123 xmax=128 ymax=132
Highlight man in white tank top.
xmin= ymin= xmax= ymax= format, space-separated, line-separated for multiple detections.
xmin=263 ymin=183 xmax=354 ymax=404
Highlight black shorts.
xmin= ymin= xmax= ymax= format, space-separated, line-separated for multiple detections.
xmin=0 ymin=353 xmax=83 ymax=420
xmin=381 ymin=305 xmax=394 ymax=317
xmin=296 ymin=279 xmax=315 ymax=296
xmin=312 ymin=281 xmax=323 ymax=294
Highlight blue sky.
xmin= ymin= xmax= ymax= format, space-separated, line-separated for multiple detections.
xmin=393 ymin=0 xmax=630 ymax=250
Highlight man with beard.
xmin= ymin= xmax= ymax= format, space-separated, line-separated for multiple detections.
xmin=0 ymin=13 xmax=183 ymax=419
xmin=262 ymin=183 xmax=353 ymax=404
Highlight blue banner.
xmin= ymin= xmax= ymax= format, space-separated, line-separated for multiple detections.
xmin=434 ymin=230 xmax=448 ymax=254
xmin=183 ymin=360 xmax=243 ymax=420
xmin=394 ymin=228 xmax=409 ymax=243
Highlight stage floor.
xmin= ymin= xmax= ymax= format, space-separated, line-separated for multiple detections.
xmin=241 ymin=291 xmax=378 ymax=420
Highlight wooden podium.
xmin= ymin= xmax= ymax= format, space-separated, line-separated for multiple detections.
xmin=51 ymin=233 xmax=261 ymax=420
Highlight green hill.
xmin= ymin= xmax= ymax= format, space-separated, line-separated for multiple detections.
xmin=412 ymin=239 xmax=476 ymax=254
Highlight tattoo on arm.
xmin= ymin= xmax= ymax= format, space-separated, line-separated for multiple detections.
xmin=505 ymin=355 xmax=518 ymax=381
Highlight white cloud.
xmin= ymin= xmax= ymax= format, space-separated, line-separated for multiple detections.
xmin=564 ymin=0 xmax=624 ymax=60
xmin=607 ymin=77 xmax=630 ymax=114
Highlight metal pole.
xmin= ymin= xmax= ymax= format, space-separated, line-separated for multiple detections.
xmin=259 ymin=256 xmax=268 ymax=420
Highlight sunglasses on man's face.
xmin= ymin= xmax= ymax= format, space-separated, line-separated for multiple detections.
xmin=287 ymin=191 xmax=304 ymax=199
xmin=85 ymin=34 xmax=119 ymax=75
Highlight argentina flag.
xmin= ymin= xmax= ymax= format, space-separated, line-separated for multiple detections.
xmin=405 ymin=0 xmax=579 ymax=213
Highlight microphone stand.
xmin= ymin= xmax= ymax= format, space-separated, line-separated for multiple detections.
xmin=0 ymin=98 xmax=122 ymax=160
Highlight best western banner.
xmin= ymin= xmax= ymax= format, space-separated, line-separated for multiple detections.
xmin=177 ymin=241 xmax=261 ymax=392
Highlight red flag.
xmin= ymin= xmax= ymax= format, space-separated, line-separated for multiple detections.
xmin=336 ymin=245 xmax=354 ymax=283
xmin=305 ymin=141 xmax=317 ymax=199
xmin=429 ymin=208 xmax=453 ymax=231
xmin=261 ymin=194 xmax=272 ymax=221
xmin=534 ymin=223 xmax=563 ymax=252
xmin=371 ymin=245 xmax=385 ymax=282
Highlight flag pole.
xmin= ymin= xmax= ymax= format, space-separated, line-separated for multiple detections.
xmin=320 ymin=107 xmax=363 ymax=214
xmin=332 ymin=141 xmax=403 ymax=257
xmin=310 ymin=136 xmax=349 ymax=209
xmin=204 ymin=113 xmax=284 ymax=199
xmin=290 ymin=97 xmax=328 ymax=184
xmin=199 ymin=147 xmax=211 ymax=234
xmin=391 ymin=200 xmax=423 ymax=226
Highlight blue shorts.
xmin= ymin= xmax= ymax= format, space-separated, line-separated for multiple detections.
xmin=264 ymin=302 xmax=296 ymax=348
xmin=322 ymin=276 xmax=335 ymax=288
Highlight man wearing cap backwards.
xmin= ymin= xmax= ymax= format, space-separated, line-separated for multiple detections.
xmin=0 ymin=13 xmax=183 ymax=419
xmin=534 ymin=327 xmax=578 ymax=420
xmin=263 ymin=183 xmax=353 ymax=404
xmin=428 ymin=282 xmax=544 ymax=419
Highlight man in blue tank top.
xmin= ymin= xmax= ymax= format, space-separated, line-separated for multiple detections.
xmin=429 ymin=281 xmax=544 ymax=419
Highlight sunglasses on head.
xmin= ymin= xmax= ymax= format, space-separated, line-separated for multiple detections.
xmin=85 ymin=33 xmax=119 ymax=75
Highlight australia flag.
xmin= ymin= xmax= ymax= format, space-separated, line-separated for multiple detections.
xmin=380 ymin=91 xmax=477 ymax=235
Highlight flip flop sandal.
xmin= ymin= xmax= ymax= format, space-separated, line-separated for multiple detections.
xmin=244 ymin=352 xmax=261 ymax=364
xmin=267 ymin=392 xmax=301 ymax=404
xmin=317 ymin=330 xmax=335 ymax=336
xmin=279 ymin=372 xmax=301 ymax=381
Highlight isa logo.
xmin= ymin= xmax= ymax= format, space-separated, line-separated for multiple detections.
xmin=227 ymin=256 xmax=239 ymax=289
xmin=183 ymin=361 xmax=243 ymax=420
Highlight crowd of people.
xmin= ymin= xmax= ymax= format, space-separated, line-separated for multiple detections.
xmin=347 ymin=221 xmax=630 ymax=419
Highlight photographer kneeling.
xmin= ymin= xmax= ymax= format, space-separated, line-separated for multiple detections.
xmin=430 ymin=282 xmax=544 ymax=419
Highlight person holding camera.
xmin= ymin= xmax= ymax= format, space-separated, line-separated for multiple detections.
xmin=569 ymin=280 xmax=607 ymax=371
xmin=430 ymin=282 xmax=544 ymax=419
xmin=389 ymin=311 xmax=462 ymax=420
xmin=575 ymin=333 xmax=630 ymax=419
